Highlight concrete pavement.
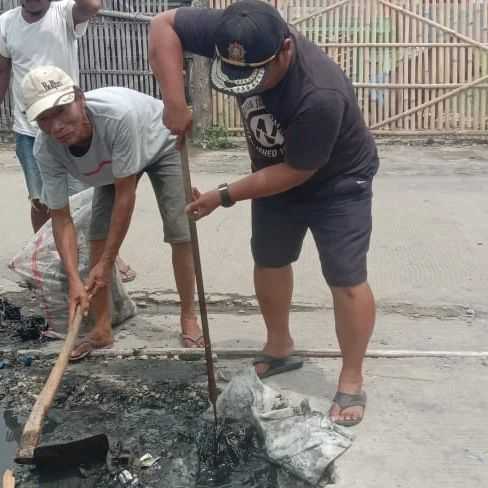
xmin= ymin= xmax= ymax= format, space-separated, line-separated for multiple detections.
xmin=1 ymin=142 xmax=488 ymax=487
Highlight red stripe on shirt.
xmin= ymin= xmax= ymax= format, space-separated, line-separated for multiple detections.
xmin=83 ymin=160 xmax=112 ymax=176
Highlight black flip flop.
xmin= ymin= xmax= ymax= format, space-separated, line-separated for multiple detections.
xmin=330 ymin=391 xmax=367 ymax=427
xmin=252 ymin=354 xmax=304 ymax=379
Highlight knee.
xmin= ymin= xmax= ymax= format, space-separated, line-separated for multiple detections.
xmin=331 ymin=283 xmax=367 ymax=301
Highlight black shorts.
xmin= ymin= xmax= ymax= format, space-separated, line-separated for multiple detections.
xmin=251 ymin=176 xmax=373 ymax=287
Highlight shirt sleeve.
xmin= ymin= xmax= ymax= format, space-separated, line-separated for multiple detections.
xmin=174 ymin=7 xmax=223 ymax=58
xmin=111 ymin=113 xmax=142 ymax=179
xmin=60 ymin=0 xmax=89 ymax=39
xmin=284 ymin=91 xmax=345 ymax=171
xmin=34 ymin=138 xmax=70 ymax=210
xmin=0 ymin=15 xmax=10 ymax=58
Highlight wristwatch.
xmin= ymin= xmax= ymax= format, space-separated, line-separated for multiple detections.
xmin=217 ymin=183 xmax=235 ymax=207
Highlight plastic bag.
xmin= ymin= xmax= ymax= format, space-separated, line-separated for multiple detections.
xmin=9 ymin=188 xmax=137 ymax=334
xmin=214 ymin=368 xmax=353 ymax=486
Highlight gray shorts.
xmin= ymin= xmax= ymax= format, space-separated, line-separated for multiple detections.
xmin=251 ymin=176 xmax=374 ymax=288
xmin=89 ymin=150 xmax=190 ymax=243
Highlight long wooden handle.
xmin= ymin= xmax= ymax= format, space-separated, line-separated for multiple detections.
xmin=2 ymin=470 xmax=15 ymax=488
xmin=16 ymin=307 xmax=83 ymax=460
xmin=179 ymin=141 xmax=218 ymax=410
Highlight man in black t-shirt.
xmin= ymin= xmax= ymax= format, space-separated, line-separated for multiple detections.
xmin=149 ymin=0 xmax=379 ymax=427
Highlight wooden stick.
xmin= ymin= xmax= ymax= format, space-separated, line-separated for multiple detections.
xmin=430 ymin=0 xmax=438 ymax=130
xmin=382 ymin=1 xmax=390 ymax=129
xmin=453 ymin=0 xmax=460 ymax=128
xmin=179 ymin=141 xmax=218 ymax=411
xmin=468 ymin=0 xmax=474 ymax=129
xmin=378 ymin=0 xmax=488 ymax=52
xmin=15 ymin=308 xmax=83 ymax=463
xmin=353 ymin=82 xmax=488 ymax=88
xmin=409 ymin=0 xmax=416 ymax=130
xmin=473 ymin=0 xmax=482 ymax=131
xmin=438 ymin=0 xmax=446 ymax=130
xmin=398 ymin=0 xmax=405 ymax=130
xmin=2 ymin=470 xmax=15 ymax=488
xmin=291 ymin=0 xmax=352 ymax=26
xmin=316 ymin=42 xmax=488 ymax=48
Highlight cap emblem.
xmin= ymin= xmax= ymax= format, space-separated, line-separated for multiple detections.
xmin=227 ymin=42 xmax=246 ymax=63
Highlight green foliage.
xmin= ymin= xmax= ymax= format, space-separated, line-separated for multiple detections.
xmin=195 ymin=126 xmax=235 ymax=150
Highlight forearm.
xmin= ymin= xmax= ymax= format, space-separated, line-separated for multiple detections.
xmin=52 ymin=214 xmax=80 ymax=281
xmin=100 ymin=192 xmax=135 ymax=266
xmin=73 ymin=0 xmax=101 ymax=23
xmin=228 ymin=164 xmax=315 ymax=202
xmin=149 ymin=13 xmax=186 ymax=107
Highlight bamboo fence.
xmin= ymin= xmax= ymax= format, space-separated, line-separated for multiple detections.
xmin=0 ymin=0 xmax=487 ymax=135
xmin=0 ymin=0 xmax=180 ymax=130
xmin=212 ymin=0 xmax=488 ymax=135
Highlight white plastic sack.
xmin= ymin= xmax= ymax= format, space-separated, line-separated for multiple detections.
xmin=213 ymin=368 xmax=353 ymax=486
xmin=9 ymin=188 xmax=137 ymax=334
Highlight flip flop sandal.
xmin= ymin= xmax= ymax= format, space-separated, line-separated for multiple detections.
xmin=69 ymin=340 xmax=95 ymax=362
xmin=330 ymin=391 xmax=367 ymax=427
xmin=180 ymin=334 xmax=205 ymax=348
xmin=69 ymin=339 xmax=113 ymax=362
xmin=252 ymin=354 xmax=304 ymax=379
xmin=118 ymin=266 xmax=137 ymax=283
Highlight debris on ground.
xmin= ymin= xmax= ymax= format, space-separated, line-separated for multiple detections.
xmin=0 ymin=297 xmax=47 ymax=343
xmin=0 ymin=359 xmax=282 ymax=487
xmin=138 ymin=454 xmax=160 ymax=469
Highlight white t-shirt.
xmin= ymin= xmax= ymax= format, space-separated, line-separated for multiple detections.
xmin=0 ymin=0 xmax=88 ymax=136
xmin=34 ymin=87 xmax=177 ymax=210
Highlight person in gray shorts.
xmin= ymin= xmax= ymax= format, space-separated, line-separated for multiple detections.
xmin=21 ymin=65 xmax=204 ymax=360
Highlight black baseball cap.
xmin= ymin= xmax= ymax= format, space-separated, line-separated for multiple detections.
xmin=210 ymin=0 xmax=290 ymax=95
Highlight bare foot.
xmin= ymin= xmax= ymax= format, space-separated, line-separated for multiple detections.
xmin=180 ymin=315 xmax=204 ymax=348
xmin=254 ymin=340 xmax=294 ymax=377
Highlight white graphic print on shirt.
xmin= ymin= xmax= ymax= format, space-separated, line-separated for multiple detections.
xmin=240 ymin=96 xmax=285 ymax=167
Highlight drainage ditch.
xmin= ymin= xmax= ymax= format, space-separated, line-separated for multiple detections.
xmin=0 ymin=355 xmax=288 ymax=487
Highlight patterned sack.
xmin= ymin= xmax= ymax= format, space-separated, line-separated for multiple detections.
xmin=9 ymin=188 xmax=137 ymax=335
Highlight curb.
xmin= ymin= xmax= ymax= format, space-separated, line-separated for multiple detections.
xmin=3 ymin=348 xmax=488 ymax=360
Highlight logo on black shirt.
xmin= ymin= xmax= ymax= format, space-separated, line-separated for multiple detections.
xmin=240 ymin=96 xmax=285 ymax=166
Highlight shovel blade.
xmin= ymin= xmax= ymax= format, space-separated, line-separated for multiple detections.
xmin=16 ymin=433 xmax=109 ymax=467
